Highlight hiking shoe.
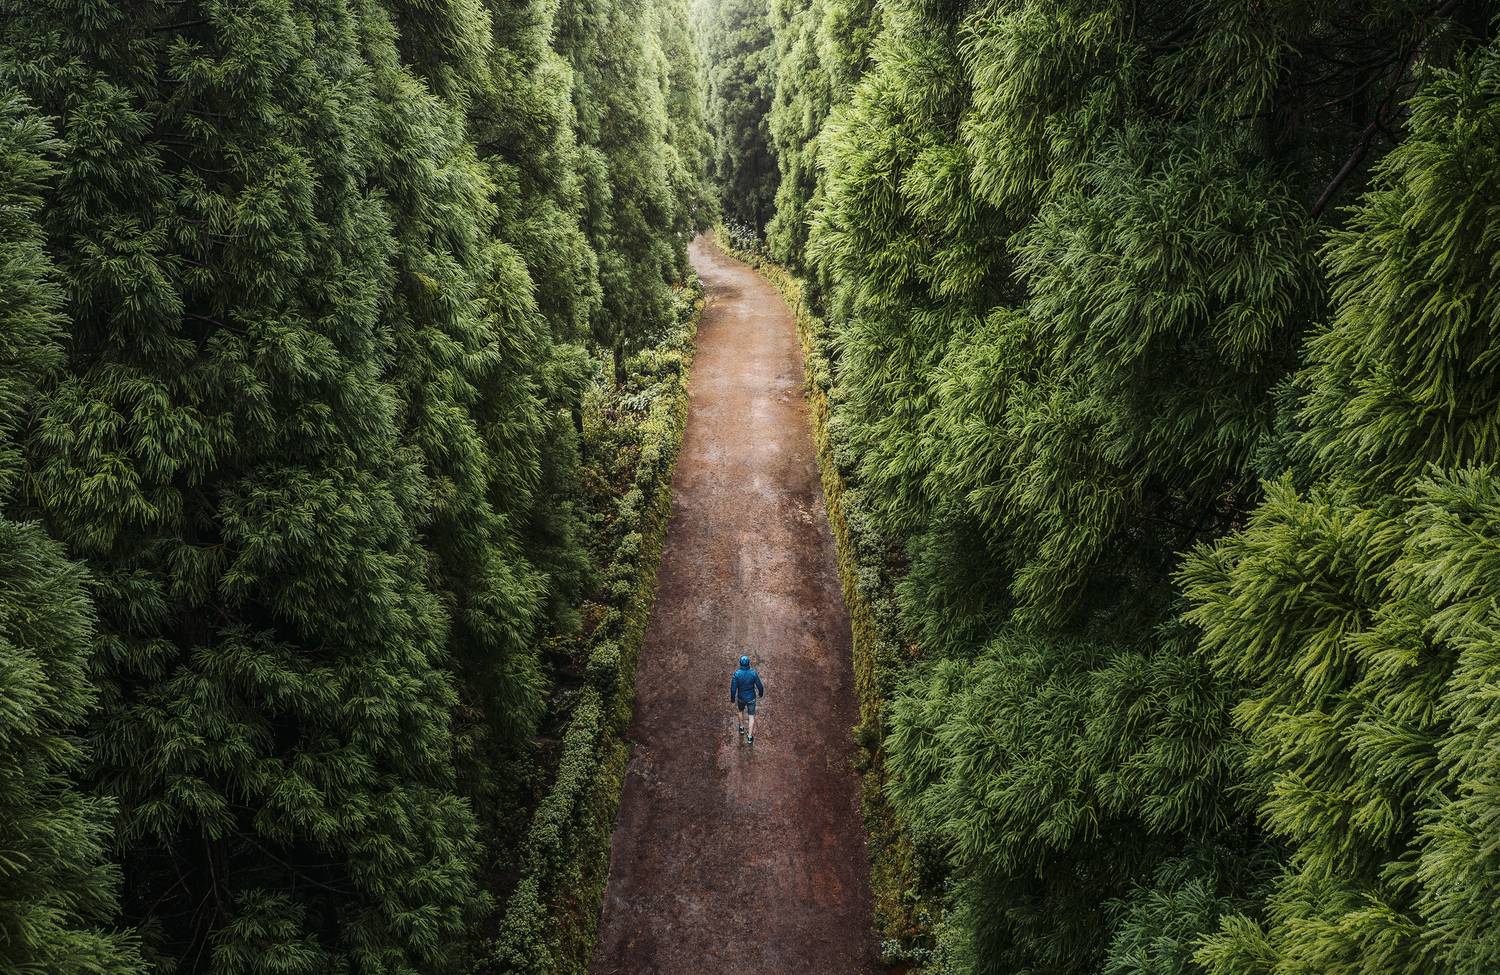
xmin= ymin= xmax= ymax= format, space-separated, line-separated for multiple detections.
xmin=738 ymin=725 xmax=745 ymax=736
xmin=747 ymin=735 xmax=754 ymax=745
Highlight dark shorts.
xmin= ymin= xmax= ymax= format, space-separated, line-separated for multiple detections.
xmin=735 ymin=698 xmax=757 ymax=716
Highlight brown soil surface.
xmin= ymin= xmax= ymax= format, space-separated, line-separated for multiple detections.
xmin=589 ymin=236 xmax=879 ymax=974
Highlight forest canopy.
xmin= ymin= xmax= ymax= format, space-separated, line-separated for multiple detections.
xmin=7 ymin=0 xmax=1500 ymax=971
xmin=699 ymin=0 xmax=1500 ymax=972
xmin=0 ymin=0 xmax=709 ymax=971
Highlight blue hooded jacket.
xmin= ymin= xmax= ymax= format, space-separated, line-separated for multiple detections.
xmin=730 ymin=665 xmax=764 ymax=704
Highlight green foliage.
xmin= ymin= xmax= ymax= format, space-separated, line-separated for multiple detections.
xmin=0 ymin=92 xmax=60 ymax=505
xmin=738 ymin=0 xmax=1497 ymax=971
xmin=0 ymin=90 xmax=144 ymax=975
xmin=1 ymin=0 xmax=710 ymax=968
xmin=700 ymin=0 xmax=779 ymax=234
xmin=1183 ymin=42 xmax=1500 ymax=975
xmin=886 ymin=626 xmax=1258 ymax=972
xmin=3 ymin=2 xmax=490 ymax=968
xmin=355 ymin=0 xmax=572 ymax=884
xmin=658 ymin=0 xmax=718 ymax=247
xmin=765 ymin=0 xmax=874 ymax=270
xmin=492 ymin=282 xmax=699 ymax=974
xmin=560 ymin=0 xmax=703 ymax=377
xmin=1101 ymin=854 xmax=1271 ymax=975
xmin=935 ymin=134 xmax=1315 ymax=628
xmin=468 ymin=0 xmax=600 ymax=347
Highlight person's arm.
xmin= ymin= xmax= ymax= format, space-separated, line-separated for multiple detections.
xmin=730 ymin=674 xmax=737 ymax=703
xmin=755 ymin=674 xmax=764 ymax=698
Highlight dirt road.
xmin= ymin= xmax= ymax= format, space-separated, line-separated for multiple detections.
xmin=589 ymin=236 xmax=878 ymax=974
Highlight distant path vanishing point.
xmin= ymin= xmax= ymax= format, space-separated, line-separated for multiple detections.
xmin=589 ymin=234 xmax=878 ymax=974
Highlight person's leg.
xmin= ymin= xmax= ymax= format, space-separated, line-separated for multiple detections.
xmin=747 ymin=699 xmax=756 ymax=742
xmin=737 ymin=701 xmax=745 ymax=736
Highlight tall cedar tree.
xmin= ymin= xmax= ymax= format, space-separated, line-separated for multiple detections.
xmin=0 ymin=91 xmax=145 ymax=975
xmin=358 ymin=0 xmax=576 ymax=879
xmin=764 ymin=0 xmax=874 ymax=272
xmin=1 ymin=2 xmax=484 ymax=970
xmin=699 ymin=0 xmax=779 ymax=235
xmin=559 ymin=0 xmax=688 ymax=382
xmin=1 ymin=0 xmax=713 ymax=968
xmin=657 ymin=0 xmax=718 ymax=256
xmin=738 ymin=0 xmax=1499 ymax=971
xmin=1182 ymin=40 xmax=1500 ymax=975
xmin=459 ymin=0 xmax=599 ymax=651
xmin=465 ymin=0 xmax=602 ymax=346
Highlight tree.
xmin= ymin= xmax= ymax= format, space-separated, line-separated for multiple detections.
xmin=560 ymin=0 xmax=691 ymax=381
xmin=657 ymin=0 xmax=718 ymax=254
xmin=764 ymin=0 xmax=874 ymax=272
xmin=1183 ymin=40 xmax=1500 ymax=975
xmin=0 ymin=89 xmax=145 ymax=975
xmin=701 ymin=0 xmax=779 ymax=234
xmin=357 ymin=0 xmax=577 ymax=878
xmin=3 ymin=0 xmax=711 ymax=967
xmin=2 ymin=3 xmax=484 ymax=969
xmin=770 ymin=0 xmax=1492 ymax=970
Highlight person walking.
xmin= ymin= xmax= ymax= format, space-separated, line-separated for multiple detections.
xmin=730 ymin=654 xmax=765 ymax=744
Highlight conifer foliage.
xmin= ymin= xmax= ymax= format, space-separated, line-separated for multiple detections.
xmin=5 ymin=3 xmax=487 ymax=967
xmin=764 ymin=0 xmax=873 ymax=270
xmin=1182 ymin=44 xmax=1500 ymax=974
xmin=699 ymin=0 xmax=779 ymax=235
xmin=0 ymin=91 xmax=144 ymax=975
xmin=0 ymin=0 xmax=708 ymax=969
xmin=561 ymin=0 xmax=712 ymax=380
xmin=706 ymin=0 xmax=1500 ymax=972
